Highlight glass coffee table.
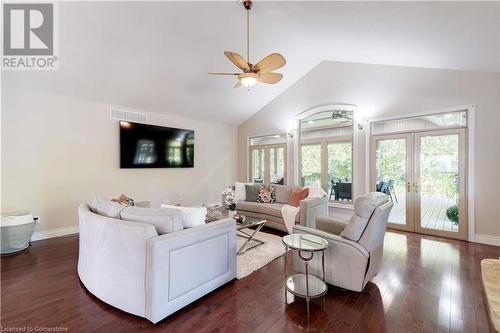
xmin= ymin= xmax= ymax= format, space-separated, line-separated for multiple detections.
xmin=282 ymin=233 xmax=329 ymax=316
xmin=204 ymin=207 xmax=266 ymax=255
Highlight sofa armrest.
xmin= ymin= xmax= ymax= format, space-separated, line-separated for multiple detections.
xmin=145 ymin=218 xmax=236 ymax=323
xmin=292 ymin=225 xmax=368 ymax=257
xmin=77 ymin=204 xmax=158 ymax=318
xmin=292 ymin=224 xmax=369 ymax=291
xmin=299 ymin=197 xmax=328 ymax=228
xmin=316 ymin=216 xmax=349 ymax=235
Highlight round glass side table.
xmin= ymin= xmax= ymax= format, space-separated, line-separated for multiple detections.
xmin=282 ymin=233 xmax=329 ymax=316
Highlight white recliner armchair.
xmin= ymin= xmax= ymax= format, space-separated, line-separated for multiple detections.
xmin=292 ymin=192 xmax=393 ymax=292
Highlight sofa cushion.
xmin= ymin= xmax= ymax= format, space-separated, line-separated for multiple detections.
xmin=245 ymin=184 xmax=260 ymax=202
xmin=288 ymin=188 xmax=309 ymax=207
xmin=274 ymin=185 xmax=293 ymax=204
xmin=160 ymin=205 xmax=207 ymax=229
xmin=236 ymin=201 xmax=284 ymax=218
xmin=120 ymin=206 xmax=184 ymax=234
xmin=89 ymin=196 xmax=125 ymax=218
xmin=235 ymin=182 xmax=252 ymax=201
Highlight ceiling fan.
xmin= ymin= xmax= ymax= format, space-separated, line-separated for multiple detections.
xmin=331 ymin=110 xmax=353 ymax=121
xmin=209 ymin=0 xmax=286 ymax=88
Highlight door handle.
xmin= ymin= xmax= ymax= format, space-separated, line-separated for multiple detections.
xmin=406 ymin=182 xmax=411 ymax=192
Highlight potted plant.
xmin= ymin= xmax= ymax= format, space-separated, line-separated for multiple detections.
xmin=446 ymin=205 xmax=459 ymax=225
xmin=221 ymin=187 xmax=236 ymax=211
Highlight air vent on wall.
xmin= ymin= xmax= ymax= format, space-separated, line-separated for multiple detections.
xmin=110 ymin=106 xmax=150 ymax=124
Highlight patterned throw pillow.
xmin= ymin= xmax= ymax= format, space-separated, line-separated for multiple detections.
xmin=257 ymin=185 xmax=277 ymax=203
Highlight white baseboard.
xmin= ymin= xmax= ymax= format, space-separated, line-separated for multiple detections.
xmin=474 ymin=234 xmax=500 ymax=247
xmin=31 ymin=225 xmax=79 ymax=242
xmin=28 ymin=226 xmax=500 ymax=247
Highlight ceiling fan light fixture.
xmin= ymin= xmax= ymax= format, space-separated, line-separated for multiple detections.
xmin=239 ymin=73 xmax=258 ymax=88
xmin=240 ymin=76 xmax=257 ymax=88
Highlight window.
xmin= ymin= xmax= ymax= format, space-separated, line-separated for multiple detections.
xmin=300 ymin=144 xmax=321 ymax=186
xmin=269 ymin=146 xmax=286 ymax=184
xmin=299 ymin=110 xmax=354 ymax=203
xmin=249 ymin=134 xmax=287 ymax=184
xmin=251 ymin=148 xmax=265 ymax=183
xmin=371 ymin=110 xmax=467 ymax=135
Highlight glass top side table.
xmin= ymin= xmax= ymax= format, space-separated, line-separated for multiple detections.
xmin=282 ymin=233 xmax=329 ymax=316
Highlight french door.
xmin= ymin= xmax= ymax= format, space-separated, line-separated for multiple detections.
xmin=371 ymin=129 xmax=467 ymax=240
xmin=300 ymin=138 xmax=353 ymax=202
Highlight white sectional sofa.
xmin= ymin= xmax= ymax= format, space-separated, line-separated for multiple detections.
xmin=77 ymin=204 xmax=236 ymax=324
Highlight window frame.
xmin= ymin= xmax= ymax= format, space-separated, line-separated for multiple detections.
xmin=248 ymin=143 xmax=287 ymax=185
xmin=294 ymin=104 xmax=358 ymax=206
xmin=299 ymin=135 xmax=353 ymax=203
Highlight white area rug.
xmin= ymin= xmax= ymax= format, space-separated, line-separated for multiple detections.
xmin=236 ymin=229 xmax=286 ymax=280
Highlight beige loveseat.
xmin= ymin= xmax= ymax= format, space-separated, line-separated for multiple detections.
xmin=236 ymin=185 xmax=328 ymax=233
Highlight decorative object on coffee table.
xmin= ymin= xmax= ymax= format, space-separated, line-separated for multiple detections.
xmin=233 ymin=214 xmax=244 ymax=223
xmin=282 ymin=233 xmax=329 ymax=316
xmin=204 ymin=205 xmax=229 ymax=222
xmin=202 ymin=203 xmax=222 ymax=221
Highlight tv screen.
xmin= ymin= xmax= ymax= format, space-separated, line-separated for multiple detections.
xmin=120 ymin=121 xmax=194 ymax=168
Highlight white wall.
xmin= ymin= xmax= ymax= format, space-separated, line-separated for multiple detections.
xmin=238 ymin=61 xmax=500 ymax=239
xmin=1 ymin=88 xmax=237 ymax=235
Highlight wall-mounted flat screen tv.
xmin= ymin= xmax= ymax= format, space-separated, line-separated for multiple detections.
xmin=120 ymin=121 xmax=194 ymax=168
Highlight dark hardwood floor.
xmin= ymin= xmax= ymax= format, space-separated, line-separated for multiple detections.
xmin=1 ymin=228 xmax=499 ymax=332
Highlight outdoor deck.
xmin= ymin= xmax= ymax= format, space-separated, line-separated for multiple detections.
xmin=389 ymin=194 xmax=459 ymax=232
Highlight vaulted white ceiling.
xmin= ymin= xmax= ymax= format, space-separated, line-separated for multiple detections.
xmin=3 ymin=1 xmax=499 ymax=125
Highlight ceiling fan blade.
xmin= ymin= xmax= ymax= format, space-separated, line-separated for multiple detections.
xmin=253 ymin=53 xmax=286 ymax=73
xmin=224 ymin=51 xmax=250 ymax=71
xmin=258 ymin=72 xmax=283 ymax=84
xmin=234 ymin=81 xmax=242 ymax=88
xmin=208 ymin=72 xmax=240 ymax=76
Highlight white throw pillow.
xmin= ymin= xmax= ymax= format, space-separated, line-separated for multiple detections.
xmin=89 ymin=197 xmax=124 ymax=218
xmin=160 ymin=204 xmax=207 ymax=229
xmin=234 ymin=182 xmax=251 ymax=202
xmin=120 ymin=206 xmax=183 ymax=235
xmin=306 ymin=185 xmax=327 ymax=199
